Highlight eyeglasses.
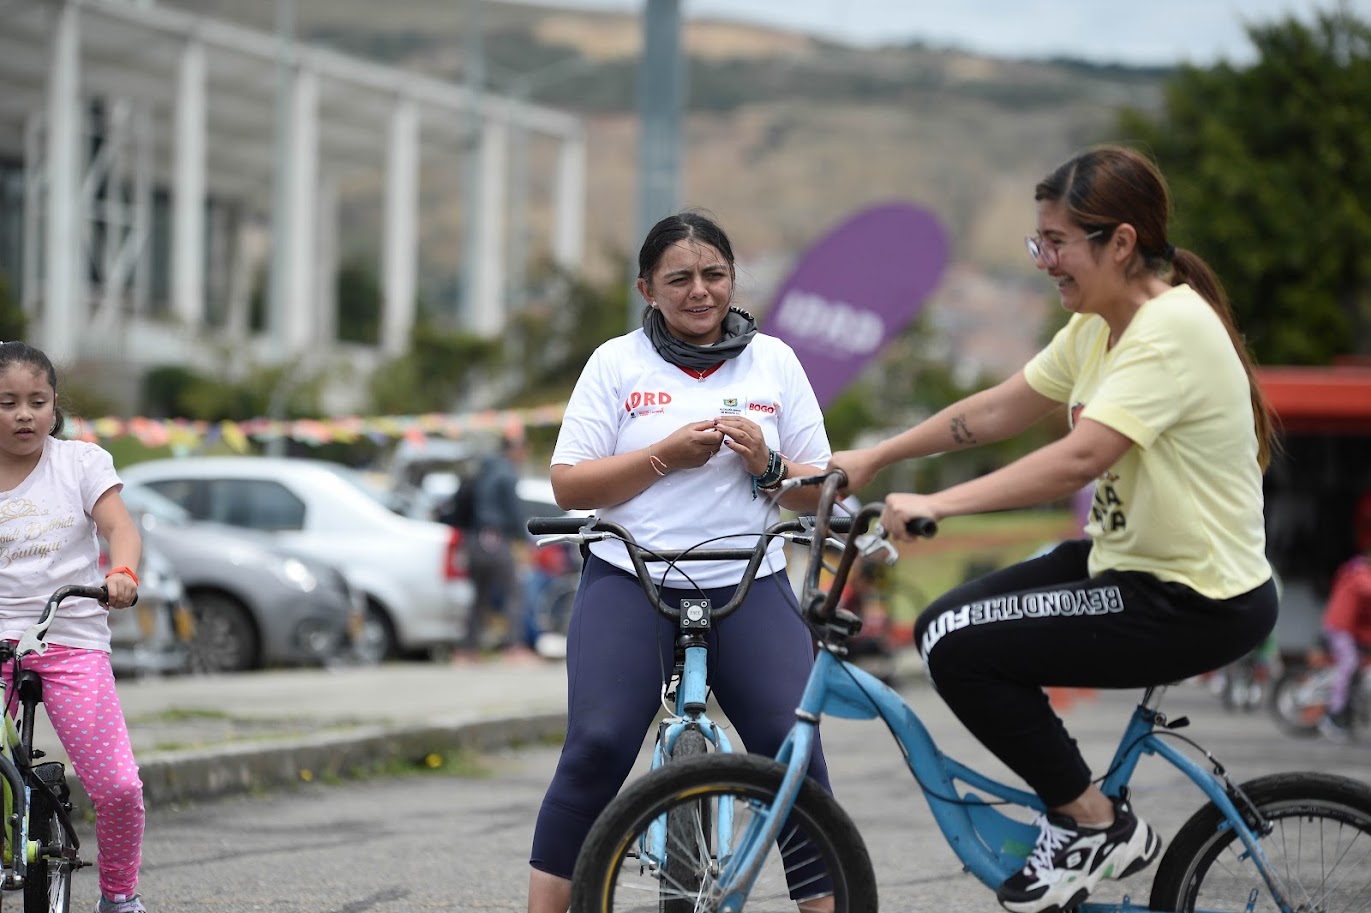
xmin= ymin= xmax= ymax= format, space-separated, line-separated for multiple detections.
xmin=1024 ymin=230 xmax=1103 ymax=268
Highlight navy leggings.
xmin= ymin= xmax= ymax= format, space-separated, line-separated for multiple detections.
xmin=914 ymin=539 xmax=1278 ymax=807
xmin=529 ymin=555 xmax=831 ymax=879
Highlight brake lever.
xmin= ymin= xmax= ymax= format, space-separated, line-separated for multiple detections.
xmin=856 ymin=523 xmax=901 ymax=565
xmin=536 ymin=532 xmax=612 ymax=548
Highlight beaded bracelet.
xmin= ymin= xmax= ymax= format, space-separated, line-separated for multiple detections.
xmin=750 ymin=448 xmax=787 ymax=499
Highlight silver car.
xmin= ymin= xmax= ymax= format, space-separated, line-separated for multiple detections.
xmin=121 ymin=483 xmax=363 ymax=672
xmin=105 ymin=540 xmax=193 ymax=678
xmin=120 ymin=456 xmax=473 ymax=661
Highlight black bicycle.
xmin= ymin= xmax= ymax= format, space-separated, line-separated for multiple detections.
xmin=0 ymin=585 xmax=110 ymax=912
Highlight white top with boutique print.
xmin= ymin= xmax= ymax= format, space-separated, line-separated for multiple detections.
xmin=0 ymin=438 xmax=121 ymax=651
xmin=552 ymin=328 xmax=831 ymax=588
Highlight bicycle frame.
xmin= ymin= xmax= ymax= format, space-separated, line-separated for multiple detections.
xmin=0 ymin=584 xmax=100 ymax=896
xmin=689 ymin=472 xmax=1295 ymax=913
xmin=711 ymin=646 xmax=1295 ymax=912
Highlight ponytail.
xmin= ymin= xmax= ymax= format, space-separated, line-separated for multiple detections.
xmin=1170 ymin=248 xmax=1276 ymax=470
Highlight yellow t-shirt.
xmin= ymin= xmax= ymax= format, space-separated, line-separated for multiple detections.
xmin=1024 ymin=284 xmax=1271 ymax=599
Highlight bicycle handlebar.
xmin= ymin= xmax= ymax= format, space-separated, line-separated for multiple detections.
xmin=14 ymin=585 xmax=118 ymax=659
xmin=528 ymin=469 xmax=937 ymax=628
xmin=790 ymin=471 xmax=937 ymax=626
xmin=527 ymin=514 xmax=854 ymax=623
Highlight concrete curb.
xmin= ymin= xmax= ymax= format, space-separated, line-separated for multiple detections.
xmin=59 ymin=650 xmax=925 ymax=813
xmin=67 ymin=712 xmax=569 ymax=814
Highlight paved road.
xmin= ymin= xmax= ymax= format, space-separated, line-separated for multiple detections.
xmin=82 ymin=675 xmax=1371 ymax=913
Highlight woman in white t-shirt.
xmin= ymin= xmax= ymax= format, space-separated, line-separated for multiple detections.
xmin=526 ymin=212 xmax=836 ymax=913
xmin=832 ymin=145 xmax=1279 ymax=913
xmin=0 ymin=341 xmax=150 ymax=913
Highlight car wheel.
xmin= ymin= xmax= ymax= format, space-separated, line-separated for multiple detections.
xmin=185 ymin=592 xmax=260 ymax=673
xmin=352 ymin=600 xmax=397 ymax=665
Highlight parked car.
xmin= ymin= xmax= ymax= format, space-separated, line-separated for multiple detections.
xmin=121 ymin=482 xmax=364 ymax=672
xmin=120 ymin=456 xmax=473 ymax=661
xmin=103 ymin=539 xmax=193 ymax=678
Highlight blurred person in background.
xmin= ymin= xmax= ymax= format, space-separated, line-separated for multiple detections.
xmin=452 ymin=435 xmax=534 ymax=662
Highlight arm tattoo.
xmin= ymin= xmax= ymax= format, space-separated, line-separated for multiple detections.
xmin=949 ymin=413 xmax=977 ymax=447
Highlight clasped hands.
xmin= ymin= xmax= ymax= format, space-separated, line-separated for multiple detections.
xmin=653 ymin=417 xmax=772 ymax=475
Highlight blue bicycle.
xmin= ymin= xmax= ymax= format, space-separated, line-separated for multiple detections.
xmin=567 ymin=470 xmax=1371 ymax=913
xmin=528 ymin=509 xmax=864 ymax=912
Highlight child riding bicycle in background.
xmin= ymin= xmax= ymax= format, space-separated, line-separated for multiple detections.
xmin=0 ymin=341 xmax=150 ymax=913
xmin=1319 ymin=547 xmax=1371 ymax=741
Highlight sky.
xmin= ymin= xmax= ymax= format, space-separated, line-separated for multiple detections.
xmin=516 ymin=0 xmax=1368 ymax=66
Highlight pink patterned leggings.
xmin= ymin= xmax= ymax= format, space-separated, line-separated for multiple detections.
xmin=3 ymin=645 xmax=144 ymax=900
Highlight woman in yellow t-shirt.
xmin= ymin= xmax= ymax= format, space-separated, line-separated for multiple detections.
xmin=831 ymin=145 xmax=1278 ymax=913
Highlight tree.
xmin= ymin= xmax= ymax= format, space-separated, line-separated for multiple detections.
xmin=1117 ymin=6 xmax=1371 ymax=364
xmin=336 ymin=254 xmax=382 ymax=344
xmin=367 ymin=318 xmax=500 ymax=415
xmin=0 ymin=271 xmax=25 ymax=341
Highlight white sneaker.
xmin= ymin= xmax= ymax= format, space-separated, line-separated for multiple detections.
xmin=996 ymin=793 xmax=1161 ymax=913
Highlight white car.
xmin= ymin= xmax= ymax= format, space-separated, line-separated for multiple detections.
xmin=119 ymin=456 xmax=473 ymax=661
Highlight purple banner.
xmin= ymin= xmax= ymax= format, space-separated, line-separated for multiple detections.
xmin=762 ymin=202 xmax=949 ymax=407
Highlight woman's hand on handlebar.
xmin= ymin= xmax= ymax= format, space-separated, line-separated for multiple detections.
xmin=827 ymin=448 xmax=882 ymax=493
xmin=882 ymin=492 xmax=941 ymax=543
xmin=102 ymin=573 xmax=139 ymax=609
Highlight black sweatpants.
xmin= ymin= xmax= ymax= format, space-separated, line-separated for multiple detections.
xmin=913 ymin=539 xmax=1277 ymax=807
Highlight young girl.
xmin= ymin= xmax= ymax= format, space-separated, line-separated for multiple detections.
xmin=0 ymin=341 xmax=149 ymax=913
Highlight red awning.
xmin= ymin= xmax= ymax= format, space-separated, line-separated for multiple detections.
xmin=1258 ymin=366 xmax=1371 ymax=434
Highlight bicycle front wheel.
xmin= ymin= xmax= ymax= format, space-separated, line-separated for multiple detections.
xmin=25 ymin=763 xmax=76 ymax=913
xmin=571 ymin=752 xmax=876 ymax=913
xmin=662 ymin=727 xmax=711 ymax=913
xmin=1150 ymin=772 xmax=1371 ymax=913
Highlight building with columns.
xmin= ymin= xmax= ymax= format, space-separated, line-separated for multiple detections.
xmin=0 ymin=0 xmax=587 ymax=411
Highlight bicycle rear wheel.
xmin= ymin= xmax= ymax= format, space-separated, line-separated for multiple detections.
xmin=661 ymin=727 xmax=710 ymax=913
xmin=1149 ymin=772 xmax=1371 ymax=913
xmin=571 ymin=753 xmax=876 ymax=913
xmin=24 ymin=762 xmax=76 ymax=913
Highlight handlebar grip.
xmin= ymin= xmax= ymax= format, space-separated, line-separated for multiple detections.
xmin=906 ymin=517 xmax=938 ymax=538
xmin=829 ymin=516 xmax=853 ymax=534
xmin=528 ymin=516 xmax=591 ymax=535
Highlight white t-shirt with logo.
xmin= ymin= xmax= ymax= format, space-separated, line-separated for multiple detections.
xmin=552 ymin=329 xmax=831 ymax=588
xmin=0 ymin=438 xmax=122 ymax=651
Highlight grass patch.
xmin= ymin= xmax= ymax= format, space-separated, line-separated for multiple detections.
xmin=139 ymin=707 xmax=233 ymax=723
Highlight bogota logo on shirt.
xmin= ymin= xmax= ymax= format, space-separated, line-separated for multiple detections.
xmin=720 ymin=397 xmax=743 ymax=416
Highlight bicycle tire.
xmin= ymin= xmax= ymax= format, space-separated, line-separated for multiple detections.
xmin=536 ymin=580 xmax=578 ymax=637
xmin=1266 ymin=663 xmax=1328 ymax=737
xmin=661 ymin=727 xmax=710 ymax=913
xmin=571 ymin=753 xmax=876 ymax=913
xmin=24 ymin=762 xmax=75 ymax=913
xmin=1149 ymin=771 xmax=1371 ymax=913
